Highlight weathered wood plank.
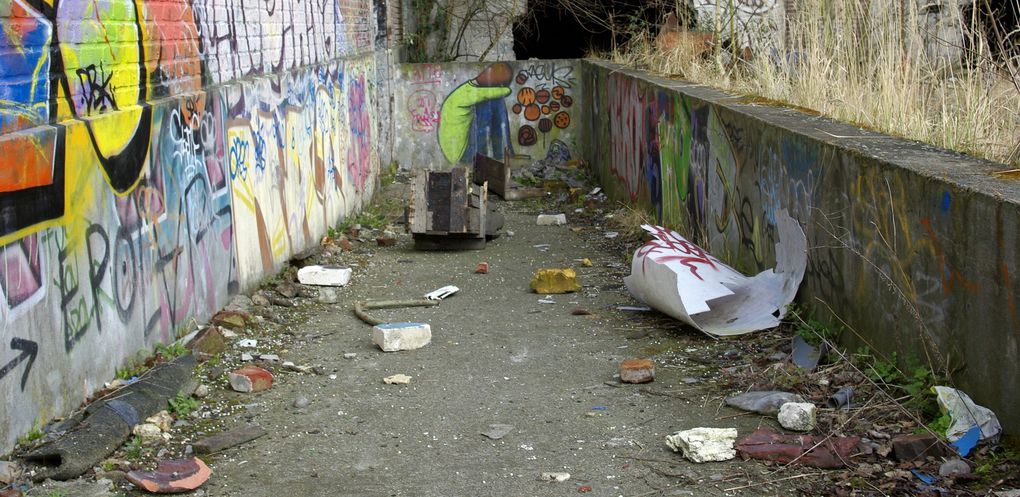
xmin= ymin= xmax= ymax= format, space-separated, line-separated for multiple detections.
xmin=428 ymin=171 xmax=451 ymax=233
xmin=449 ymin=167 xmax=467 ymax=233
xmin=472 ymin=154 xmax=509 ymax=198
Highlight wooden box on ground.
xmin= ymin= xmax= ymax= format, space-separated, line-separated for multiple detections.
xmin=408 ymin=167 xmax=503 ymax=250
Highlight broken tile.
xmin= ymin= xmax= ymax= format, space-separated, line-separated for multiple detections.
xmin=228 ymin=365 xmax=273 ymax=393
xmin=126 ymin=457 xmax=211 ymax=493
xmin=619 ymin=358 xmax=655 ymax=384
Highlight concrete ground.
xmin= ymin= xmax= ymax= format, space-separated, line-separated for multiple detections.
xmin=171 ymin=185 xmax=802 ymax=496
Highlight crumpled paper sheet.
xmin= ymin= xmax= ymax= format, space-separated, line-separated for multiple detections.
xmin=624 ymin=209 xmax=807 ymax=337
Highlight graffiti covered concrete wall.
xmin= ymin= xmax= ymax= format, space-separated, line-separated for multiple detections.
xmin=582 ymin=60 xmax=1020 ymax=433
xmin=0 ymin=0 xmax=384 ymax=451
xmin=392 ymin=60 xmax=584 ymax=169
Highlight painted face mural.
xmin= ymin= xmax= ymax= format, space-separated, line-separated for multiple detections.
xmin=438 ymin=62 xmax=514 ymax=163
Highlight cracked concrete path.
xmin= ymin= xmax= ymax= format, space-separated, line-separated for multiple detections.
xmin=198 ymin=190 xmax=796 ymax=497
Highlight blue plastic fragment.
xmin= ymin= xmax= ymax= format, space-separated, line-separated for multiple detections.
xmin=592 ymin=405 xmax=608 ymax=411
xmin=911 ymin=470 xmax=936 ymax=485
xmin=952 ymin=425 xmax=981 ymax=457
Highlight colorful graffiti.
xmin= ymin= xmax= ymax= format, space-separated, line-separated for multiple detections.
xmin=0 ymin=0 xmax=380 ymax=451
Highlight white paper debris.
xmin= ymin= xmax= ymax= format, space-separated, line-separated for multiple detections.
xmin=424 ymin=285 xmax=459 ymax=301
xmin=623 ymin=210 xmax=806 ymax=337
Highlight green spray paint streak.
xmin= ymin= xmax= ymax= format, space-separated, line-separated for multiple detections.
xmin=437 ymin=81 xmax=510 ymax=164
xmin=658 ymin=94 xmax=691 ymax=230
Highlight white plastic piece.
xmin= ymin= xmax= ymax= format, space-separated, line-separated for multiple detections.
xmin=934 ymin=386 xmax=1002 ymax=442
xmin=424 ymin=285 xmax=459 ymax=301
xmin=539 ymin=472 xmax=570 ymax=482
xmin=624 ymin=209 xmax=806 ymax=337
xmin=297 ymin=265 xmax=352 ymax=286
xmin=536 ymin=214 xmax=567 ymax=226
xmin=238 ymin=339 xmax=257 ymax=348
xmin=372 ymin=322 xmax=432 ymax=351
xmin=665 ymin=427 xmax=738 ymax=463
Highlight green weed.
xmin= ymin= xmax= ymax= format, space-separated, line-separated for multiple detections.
xmin=167 ymin=392 xmax=200 ymax=418
xmin=155 ymin=341 xmax=188 ymax=360
xmin=855 ymin=348 xmax=942 ymax=418
xmin=123 ymin=436 xmax=143 ymax=460
xmin=787 ymin=304 xmax=842 ymax=346
xmin=17 ymin=422 xmax=45 ymax=446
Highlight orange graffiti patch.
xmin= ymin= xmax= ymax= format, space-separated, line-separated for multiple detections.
xmin=517 ymin=87 xmax=536 ymax=106
xmin=553 ymin=111 xmax=571 ymax=129
xmin=0 ymin=136 xmax=54 ymax=192
xmin=523 ymin=104 xmax=541 ymax=121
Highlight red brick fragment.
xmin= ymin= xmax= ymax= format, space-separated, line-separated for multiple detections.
xmin=475 ymin=262 xmax=489 ymax=274
xmin=126 ymin=457 xmax=211 ymax=493
xmin=229 ymin=365 xmax=274 ymax=393
xmin=735 ymin=428 xmax=860 ymax=468
xmin=620 ymin=358 xmax=655 ymax=384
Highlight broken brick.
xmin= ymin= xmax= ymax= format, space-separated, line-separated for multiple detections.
xmin=530 ymin=268 xmax=581 ymax=294
xmin=228 ymin=365 xmax=273 ymax=393
xmin=211 ymin=311 xmax=249 ymax=331
xmin=186 ymin=326 xmax=225 ymax=362
xmin=736 ymin=428 xmax=859 ymax=468
xmin=193 ymin=425 xmax=267 ymax=454
xmin=475 ymin=262 xmax=489 ymax=274
xmin=619 ymin=358 xmax=655 ymax=384
xmin=126 ymin=457 xmax=211 ymax=493
xmin=376 ymin=234 xmax=397 ymax=247
xmin=892 ymin=433 xmax=947 ymax=461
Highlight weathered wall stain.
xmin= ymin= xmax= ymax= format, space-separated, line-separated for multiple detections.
xmin=0 ymin=0 xmax=382 ymax=451
xmin=583 ymin=60 xmax=1020 ymax=433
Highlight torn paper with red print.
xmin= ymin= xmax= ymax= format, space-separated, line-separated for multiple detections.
xmin=623 ymin=209 xmax=806 ymax=337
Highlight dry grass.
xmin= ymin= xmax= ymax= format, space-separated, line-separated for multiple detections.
xmin=599 ymin=0 xmax=1020 ymax=167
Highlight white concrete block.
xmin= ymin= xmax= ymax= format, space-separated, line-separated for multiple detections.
xmin=666 ymin=427 xmax=738 ymax=463
xmin=536 ymin=214 xmax=567 ymax=226
xmin=372 ymin=322 xmax=432 ymax=352
xmin=297 ymin=265 xmax=352 ymax=286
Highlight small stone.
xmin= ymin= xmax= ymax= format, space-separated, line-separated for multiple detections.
xmin=725 ymin=391 xmax=805 ymax=415
xmin=251 ymin=294 xmax=271 ymax=307
xmin=0 ymin=460 xmax=21 ymax=485
xmin=193 ymin=425 xmax=267 ymax=454
xmin=481 ymin=424 xmax=514 ymax=440
xmin=580 ymin=258 xmax=593 ymax=267
xmin=293 ymin=395 xmax=311 ymax=409
xmin=238 ymin=339 xmax=257 ymax=348
xmin=276 ymin=282 xmax=299 ymax=298
xmin=193 ymin=384 xmax=209 ymax=398
xmin=372 ymin=322 xmax=432 ymax=352
xmin=240 ymin=353 xmax=253 ymax=362
xmin=376 ymin=231 xmax=398 ymax=247
xmin=211 ymin=310 xmax=248 ymax=331
xmin=891 ymin=433 xmax=947 ymax=461
xmin=343 ymin=353 xmax=357 ymax=359
xmin=258 ymin=354 xmax=280 ymax=362
xmin=228 ymin=365 xmax=274 ymax=393
xmin=666 ymin=428 xmax=738 ymax=463
xmin=133 ymin=423 xmax=164 ymax=443
xmin=939 ymin=458 xmax=971 ymax=477
xmin=536 ymin=214 xmax=567 ymax=226
xmin=722 ymin=349 xmax=741 ymax=359
xmin=317 ymin=287 xmax=342 ymax=303
xmin=186 ymin=326 xmax=226 ymax=362
xmin=539 ymin=472 xmax=570 ymax=482
xmin=777 ymin=402 xmax=817 ymax=431
xmin=530 ymin=268 xmax=581 ymax=294
xmin=475 ymin=262 xmax=489 ymax=274
xmin=383 ymin=374 xmax=412 ymax=385
xmin=146 ymin=411 xmax=174 ymax=432
xmin=297 ymin=265 xmax=352 ymax=286
xmin=619 ymin=358 xmax=655 ymax=384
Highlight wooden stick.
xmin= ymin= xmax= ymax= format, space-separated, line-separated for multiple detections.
xmin=353 ymin=299 xmax=440 ymax=326
xmin=722 ymin=472 xmax=822 ymax=492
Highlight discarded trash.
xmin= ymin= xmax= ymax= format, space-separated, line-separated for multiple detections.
xmin=892 ymin=433 xmax=948 ymax=461
xmin=240 ymin=353 xmax=253 ymax=362
xmin=827 ymin=387 xmax=854 ymax=410
xmin=228 ymin=365 xmax=274 ymax=393
xmin=384 ymin=374 xmax=412 ymax=385
xmin=617 ymin=305 xmax=651 ymax=312
xmin=293 ymin=395 xmax=311 ymax=409
xmin=735 ymin=428 xmax=859 ymax=468
xmin=372 ymin=322 xmax=432 ymax=352
xmin=538 ymin=297 xmax=556 ymax=304
xmin=531 ymin=268 xmax=581 ymax=294
xmin=791 ymin=335 xmax=829 ymax=371
xmin=536 ymin=214 xmax=567 ymax=226
xmin=777 ymin=402 xmax=817 ymax=431
xmin=604 ymin=231 xmax=619 ymax=239
xmin=952 ymin=425 xmax=981 ymax=457
xmin=580 ymin=258 xmax=593 ymax=267
xmin=475 ymin=262 xmax=489 ymax=274
xmin=258 ymin=354 xmax=280 ymax=362
xmin=238 ymin=339 xmax=258 ymax=348
xmin=354 ymin=299 xmax=441 ymax=326
xmin=933 ymin=386 xmax=1002 ymax=443
xmin=539 ymin=472 xmax=571 ymax=482
xmin=577 ymin=485 xmax=592 ymax=493
xmin=666 ymin=427 xmax=738 ymax=463
xmin=725 ymin=391 xmax=805 ymax=415
xmin=939 ymin=458 xmax=971 ymax=477
xmin=425 ymin=286 xmax=460 ymax=301
xmin=623 ymin=210 xmax=807 ymax=336
xmin=481 ymin=424 xmax=514 ymax=440
xmin=297 ymin=265 xmax=353 ymax=287
xmin=194 ymin=425 xmax=267 ymax=455
xmin=619 ymin=358 xmax=655 ymax=384
xmin=126 ymin=457 xmax=211 ymax=494
xmin=912 ymin=470 xmax=937 ymax=485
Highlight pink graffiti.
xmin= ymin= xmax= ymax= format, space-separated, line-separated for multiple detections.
xmin=347 ymin=74 xmax=371 ymax=193
xmin=410 ymin=64 xmax=443 ymax=85
xmin=636 ymin=226 xmax=719 ymax=281
xmin=609 ymin=75 xmax=644 ymax=200
xmin=408 ymin=89 xmax=440 ymax=132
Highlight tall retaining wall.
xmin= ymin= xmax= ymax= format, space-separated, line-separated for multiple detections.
xmin=582 ymin=60 xmax=1020 ymax=433
xmin=392 ymin=60 xmax=586 ymax=169
xmin=0 ymin=0 xmax=387 ymax=451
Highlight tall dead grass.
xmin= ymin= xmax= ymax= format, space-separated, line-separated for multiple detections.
xmin=600 ymin=0 xmax=1020 ymax=167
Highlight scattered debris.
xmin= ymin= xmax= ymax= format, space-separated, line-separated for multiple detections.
xmin=297 ymin=265 xmax=353 ymax=287
xmin=619 ymin=358 xmax=655 ymax=384
xmin=777 ymin=402 xmax=817 ymax=431
xmin=126 ymin=457 xmax=211 ymax=493
xmin=132 ymin=423 xmax=166 ymax=444
xmin=570 ymin=308 xmax=591 ymax=315
xmin=193 ymin=425 xmax=267 ymax=454
xmin=539 ymin=472 xmax=571 ymax=482
xmin=538 ymin=297 xmax=556 ymax=304
xmin=343 ymin=353 xmax=358 ymax=360
xmin=939 ymin=458 xmax=971 ymax=477
xmin=537 ymin=214 xmax=567 ymax=226
xmin=425 ymin=286 xmax=460 ymax=301
xmin=293 ymin=395 xmax=311 ymax=409
xmin=185 ymin=326 xmax=225 ymax=362
xmin=0 ymin=461 xmax=21 ymax=485
xmin=317 ymin=287 xmax=342 ymax=303
xmin=735 ymin=428 xmax=859 ymax=468
xmin=530 ymin=268 xmax=581 ymax=294
xmin=258 ymin=354 xmax=280 ymax=362
xmin=666 ymin=427 xmax=738 ymax=463
xmin=376 ymin=230 xmax=398 ymax=247
xmin=238 ymin=339 xmax=257 ymax=348
xmin=475 ymin=262 xmax=489 ymax=274
xmin=577 ymin=484 xmax=592 ymax=492
xmin=623 ymin=210 xmax=806 ymax=336
xmin=481 ymin=424 xmax=514 ymax=440
xmin=228 ymin=366 xmax=274 ymax=393
xmin=933 ymin=386 xmax=1002 ymax=443
xmin=354 ymin=299 xmax=440 ymax=326
xmin=617 ymin=305 xmax=651 ymax=312
xmin=725 ymin=391 xmax=805 ymax=415
xmin=580 ymin=258 xmax=593 ymax=267
xmin=372 ymin=322 xmax=432 ymax=352
xmin=791 ymin=335 xmax=828 ymax=371
xmin=145 ymin=411 xmax=173 ymax=432
xmin=827 ymin=387 xmax=854 ymax=410
xmin=604 ymin=231 xmax=619 ymax=239
xmin=383 ymin=374 xmax=412 ymax=385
